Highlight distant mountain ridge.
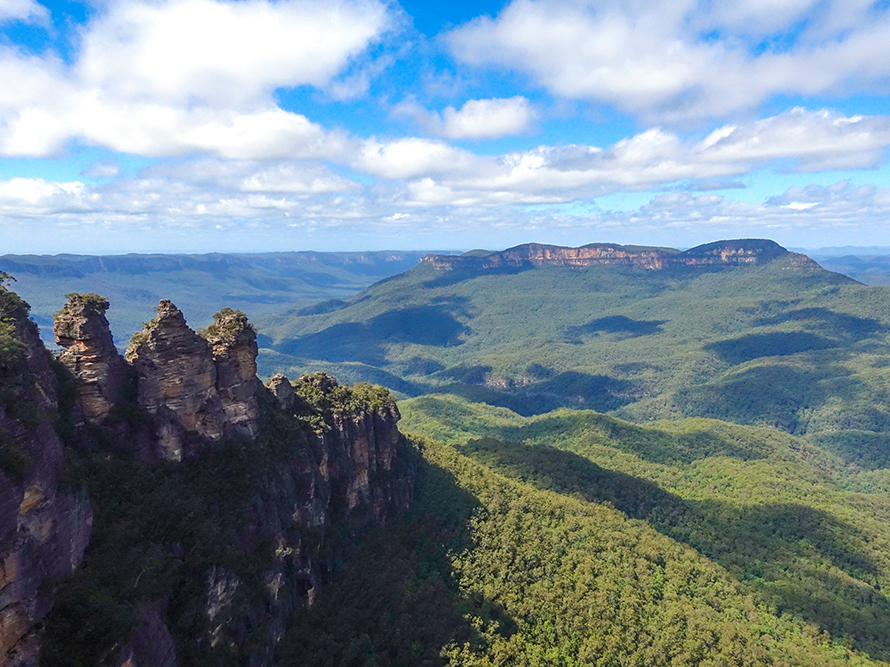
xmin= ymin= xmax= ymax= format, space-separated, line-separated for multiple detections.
xmin=422 ymin=238 xmax=812 ymax=271
xmin=0 ymin=250 xmax=441 ymax=345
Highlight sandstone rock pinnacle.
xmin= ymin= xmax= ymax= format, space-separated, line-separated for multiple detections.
xmin=201 ymin=307 xmax=262 ymax=439
xmin=126 ymin=299 xmax=227 ymax=460
xmin=54 ymin=293 xmax=131 ymax=422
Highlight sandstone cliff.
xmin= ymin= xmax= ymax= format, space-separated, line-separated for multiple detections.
xmin=6 ymin=294 xmax=415 ymax=667
xmin=200 ymin=308 xmax=262 ymax=440
xmin=54 ymin=293 xmax=132 ymax=423
xmin=0 ymin=287 xmax=92 ymax=667
xmin=421 ymin=239 xmax=815 ymax=272
xmin=124 ymin=300 xmax=229 ymax=461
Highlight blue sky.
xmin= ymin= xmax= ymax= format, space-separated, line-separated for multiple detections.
xmin=0 ymin=0 xmax=889 ymax=253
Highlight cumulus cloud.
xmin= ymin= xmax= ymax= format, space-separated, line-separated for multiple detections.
xmin=4 ymin=170 xmax=889 ymax=253
xmin=446 ymin=0 xmax=890 ymax=122
xmin=0 ymin=0 xmax=390 ymax=157
xmin=395 ymin=96 xmax=537 ymax=139
xmin=370 ymin=109 xmax=890 ymax=207
xmin=76 ymin=0 xmax=390 ymax=108
xmin=0 ymin=0 xmax=48 ymax=24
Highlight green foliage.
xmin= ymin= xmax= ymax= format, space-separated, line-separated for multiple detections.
xmin=292 ymin=372 xmax=396 ymax=429
xmin=278 ymin=435 xmax=880 ymax=667
xmin=254 ymin=254 xmax=890 ymax=453
xmin=199 ymin=307 xmax=254 ymax=347
xmin=62 ymin=292 xmax=109 ymax=313
xmin=126 ymin=316 xmax=159 ymax=355
xmin=0 ymin=426 xmax=33 ymax=482
xmin=41 ymin=406 xmax=314 ymax=666
xmin=400 ymin=396 xmax=890 ymax=663
xmin=0 ymin=275 xmax=27 ymax=366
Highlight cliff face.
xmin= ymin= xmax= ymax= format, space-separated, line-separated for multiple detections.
xmin=202 ymin=308 xmax=262 ymax=440
xmin=124 ymin=300 xmax=228 ymax=461
xmin=422 ymin=239 xmax=814 ymax=272
xmin=33 ymin=296 xmax=414 ymax=667
xmin=53 ymin=293 xmax=132 ymax=422
xmin=199 ymin=375 xmax=413 ymax=662
xmin=1 ymin=289 xmax=92 ymax=667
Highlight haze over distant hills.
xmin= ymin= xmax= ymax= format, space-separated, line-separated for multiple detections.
xmin=0 ymin=251 xmax=439 ymax=346
xmin=253 ymin=239 xmax=890 ymax=465
xmin=7 ymin=238 xmax=890 ymax=665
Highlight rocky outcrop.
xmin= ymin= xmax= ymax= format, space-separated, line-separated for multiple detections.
xmin=422 ymin=239 xmax=814 ymax=272
xmin=113 ymin=607 xmax=178 ymax=667
xmin=54 ymin=293 xmax=132 ymax=422
xmin=1 ymin=289 xmax=92 ymax=666
xmin=267 ymin=373 xmax=296 ymax=411
xmin=202 ymin=308 xmax=262 ymax=439
xmin=125 ymin=300 xmax=228 ymax=461
xmin=202 ymin=373 xmax=414 ymax=663
xmin=4 ymin=288 xmax=415 ymax=667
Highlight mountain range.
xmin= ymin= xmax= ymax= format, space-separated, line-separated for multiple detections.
xmin=3 ymin=239 xmax=890 ymax=666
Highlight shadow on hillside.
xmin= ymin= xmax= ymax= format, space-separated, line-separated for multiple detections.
xmin=437 ymin=371 xmax=640 ymax=417
xmin=672 ymin=364 xmax=829 ymax=434
xmin=462 ymin=439 xmax=890 ymax=662
xmin=273 ymin=304 xmax=470 ymax=365
xmin=502 ymin=413 xmax=772 ymax=465
xmin=808 ymin=430 xmax=890 ymax=471
xmin=564 ymin=315 xmax=664 ymax=342
xmin=277 ymin=456 xmax=513 ymax=667
xmin=754 ymin=307 xmax=888 ymax=340
xmin=423 ymin=264 xmax=532 ymax=288
xmin=708 ymin=331 xmax=838 ymax=365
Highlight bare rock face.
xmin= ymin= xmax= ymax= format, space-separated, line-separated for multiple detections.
xmin=422 ymin=239 xmax=812 ymax=272
xmin=266 ymin=373 xmax=296 ymax=411
xmin=54 ymin=293 xmax=132 ymax=422
xmin=1 ymin=289 xmax=92 ymax=666
xmin=2 ymin=287 xmax=415 ymax=667
xmin=126 ymin=300 xmax=227 ymax=461
xmin=201 ymin=308 xmax=261 ymax=439
xmin=199 ymin=372 xmax=414 ymax=664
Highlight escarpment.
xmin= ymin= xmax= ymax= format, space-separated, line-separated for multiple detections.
xmin=422 ymin=239 xmax=815 ymax=272
xmin=1 ymin=289 xmax=415 ymax=667
xmin=1 ymin=287 xmax=92 ymax=666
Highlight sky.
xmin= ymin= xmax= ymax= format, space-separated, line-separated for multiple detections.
xmin=0 ymin=0 xmax=889 ymax=253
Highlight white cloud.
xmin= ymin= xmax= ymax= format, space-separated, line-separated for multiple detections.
xmin=446 ymin=0 xmax=890 ymax=122
xmin=353 ymin=137 xmax=485 ymax=179
xmin=0 ymin=0 xmax=48 ymax=24
xmin=82 ymin=160 xmax=121 ymax=179
xmin=0 ymin=0 xmax=391 ymax=158
xmin=379 ymin=109 xmax=890 ymax=207
xmin=77 ymin=0 xmax=391 ymax=107
xmin=4 ymin=172 xmax=890 ymax=253
xmin=395 ymin=96 xmax=536 ymax=139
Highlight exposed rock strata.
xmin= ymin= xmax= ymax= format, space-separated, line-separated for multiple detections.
xmin=267 ymin=373 xmax=296 ymax=411
xmin=125 ymin=300 xmax=228 ymax=460
xmin=1 ymin=292 xmax=92 ymax=666
xmin=0 ymin=292 xmax=416 ymax=666
xmin=202 ymin=308 xmax=262 ymax=439
xmin=209 ymin=374 xmax=413 ymax=662
xmin=422 ymin=239 xmax=816 ymax=272
xmin=54 ymin=293 xmax=132 ymax=422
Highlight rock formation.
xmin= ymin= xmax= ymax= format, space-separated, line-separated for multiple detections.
xmin=1 ymin=289 xmax=92 ymax=666
xmin=54 ymin=293 xmax=132 ymax=422
xmin=125 ymin=300 xmax=228 ymax=460
xmin=201 ymin=308 xmax=262 ymax=439
xmin=422 ymin=239 xmax=816 ymax=272
xmin=0 ymin=290 xmax=417 ymax=666
xmin=267 ymin=372 xmax=296 ymax=411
